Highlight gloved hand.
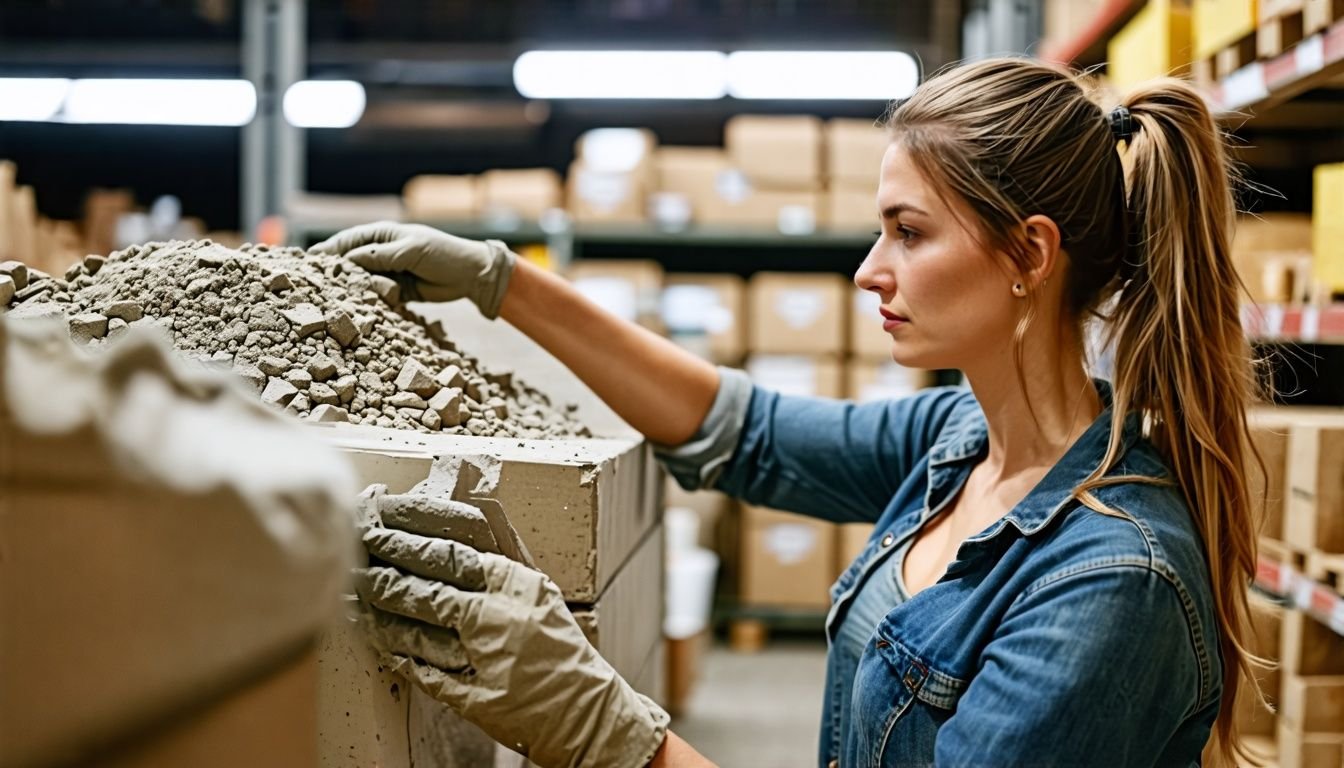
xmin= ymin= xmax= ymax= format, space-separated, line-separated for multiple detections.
xmin=352 ymin=488 xmax=669 ymax=768
xmin=309 ymin=222 xmax=517 ymax=319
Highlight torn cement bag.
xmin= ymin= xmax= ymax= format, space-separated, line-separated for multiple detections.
xmin=0 ymin=317 xmax=357 ymax=768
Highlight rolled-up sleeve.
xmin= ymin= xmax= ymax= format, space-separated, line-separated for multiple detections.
xmin=655 ymin=368 xmax=970 ymax=524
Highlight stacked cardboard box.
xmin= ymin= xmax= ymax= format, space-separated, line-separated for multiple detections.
xmin=1278 ymin=608 xmax=1344 ymax=768
xmin=402 ymin=174 xmax=480 ymax=220
xmin=1315 ymin=162 xmax=1344 ymax=297
xmin=480 ymin=168 xmax=563 ymax=222
xmin=1284 ymin=412 xmax=1344 ymax=555
xmin=1107 ymin=0 xmax=1193 ymax=89
xmin=1233 ymin=213 xmax=1314 ymax=304
xmin=1194 ymin=0 xmax=1259 ymax=76
xmin=662 ymin=273 xmax=748 ymax=365
xmin=716 ymin=116 xmax=825 ymax=232
xmin=653 ymin=146 xmax=732 ymax=228
xmin=566 ymin=258 xmax=665 ymax=331
xmin=568 ymin=128 xmax=657 ymax=225
xmin=825 ymin=118 xmax=888 ymax=231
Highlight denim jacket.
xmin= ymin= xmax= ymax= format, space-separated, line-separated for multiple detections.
xmin=659 ymin=371 xmax=1222 ymax=767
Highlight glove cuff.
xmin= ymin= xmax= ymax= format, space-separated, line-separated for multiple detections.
xmin=474 ymin=239 xmax=518 ymax=320
xmin=617 ymin=693 xmax=671 ymax=768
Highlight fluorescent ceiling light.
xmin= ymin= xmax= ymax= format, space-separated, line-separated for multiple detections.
xmin=727 ymin=51 xmax=918 ymax=100
xmin=513 ymin=51 xmax=727 ymax=99
xmin=284 ymin=80 xmax=366 ymax=128
xmin=63 ymin=79 xmax=256 ymax=126
xmin=0 ymin=78 xmax=71 ymax=121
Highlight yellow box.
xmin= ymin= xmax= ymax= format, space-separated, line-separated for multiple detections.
xmin=1314 ymin=163 xmax=1344 ymax=292
xmin=1108 ymin=0 xmax=1193 ymax=89
xmin=1194 ymin=0 xmax=1258 ymax=59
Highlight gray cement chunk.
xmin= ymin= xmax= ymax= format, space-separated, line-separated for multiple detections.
xmin=306 ymin=353 xmax=339 ymax=381
xmin=0 ymin=261 xmax=28 ymax=291
xmin=353 ymin=314 xmax=376 ymax=335
xmin=465 ymin=418 xmax=488 ymax=435
xmin=427 ymin=387 xmax=463 ymax=425
xmin=358 ymin=371 xmax=383 ymax=391
xmin=288 ymin=392 xmax=311 ymax=412
xmin=367 ymin=275 xmax=400 ymax=305
xmin=261 ymin=377 xmax=299 ymax=406
xmin=483 ymin=368 xmax=513 ymax=389
xmin=309 ymin=381 xmax=341 ymax=406
xmin=394 ymin=359 xmax=436 ymax=396
xmin=103 ymin=300 xmax=144 ymax=323
xmin=309 ymin=404 xmax=349 ymax=423
xmin=325 ymin=310 xmax=361 ymax=347
xmin=420 ymin=408 xmax=442 ymax=430
xmin=0 ymin=275 xmax=13 ymax=306
xmin=283 ymin=369 xmax=313 ymax=390
xmin=233 ymin=364 xmax=267 ymax=393
xmin=485 ymin=397 xmax=509 ymax=420
xmin=68 ymin=313 xmax=109 ymax=343
xmin=434 ymin=364 xmax=466 ymax=390
xmin=258 ymin=356 xmax=289 ymax=376
xmin=280 ymin=303 xmax=325 ymax=337
xmin=332 ymin=374 xmax=357 ymax=403
xmin=396 ymin=407 xmax=426 ymax=424
xmin=387 ymin=391 xmax=428 ymax=410
xmin=106 ymin=317 xmax=129 ymax=340
xmin=264 ymin=271 xmax=293 ymax=292
xmin=64 ymin=262 xmax=85 ymax=282
xmin=83 ymin=254 xmax=105 ymax=275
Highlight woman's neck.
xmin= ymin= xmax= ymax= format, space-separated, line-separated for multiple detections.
xmin=963 ymin=331 xmax=1103 ymax=480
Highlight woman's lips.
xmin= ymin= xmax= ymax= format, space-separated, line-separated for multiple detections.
xmin=880 ymin=307 xmax=909 ymax=332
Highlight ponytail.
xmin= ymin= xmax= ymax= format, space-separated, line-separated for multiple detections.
xmin=1078 ymin=78 xmax=1263 ymax=767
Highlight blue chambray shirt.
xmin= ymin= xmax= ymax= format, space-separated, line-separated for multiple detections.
xmin=658 ymin=370 xmax=1222 ymax=768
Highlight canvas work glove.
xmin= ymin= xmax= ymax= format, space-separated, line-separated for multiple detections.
xmin=310 ymin=222 xmax=516 ymax=318
xmin=351 ymin=487 xmax=669 ymax=768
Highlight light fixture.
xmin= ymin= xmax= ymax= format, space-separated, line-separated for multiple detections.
xmin=0 ymin=78 xmax=71 ymax=122
xmin=63 ymin=79 xmax=257 ymax=126
xmin=283 ymin=80 xmax=366 ymax=128
xmin=727 ymin=51 xmax=918 ymax=100
xmin=513 ymin=51 xmax=728 ymax=99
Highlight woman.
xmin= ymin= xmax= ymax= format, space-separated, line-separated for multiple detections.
xmin=328 ymin=57 xmax=1263 ymax=767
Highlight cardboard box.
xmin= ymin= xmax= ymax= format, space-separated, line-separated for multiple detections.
xmin=1194 ymin=0 xmax=1259 ymax=59
xmin=746 ymin=355 xmax=845 ymax=399
xmin=835 ymin=523 xmax=876 ymax=579
xmin=828 ymin=185 xmax=878 ymax=231
xmin=662 ymin=273 xmax=748 ymax=364
xmin=1108 ymin=0 xmax=1193 ymax=89
xmin=1314 ymin=163 xmax=1344 ymax=294
xmin=825 ymin=118 xmax=889 ymax=189
xmin=748 ymin=272 xmax=848 ymax=355
xmin=1258 ymin=4 xmax=1306 ymax=57
xmin=402 ymin=174 xmax=479 ymax=219
xmin=479 ymin=168 xmax=563 ymax=221
xmin=1280 ymin=674 xmax=1344 ymax=733
xmin=848 ymin=360 xmax=931 ymax=403
xmin=725 ymin=115 xmax=824 ymax=189
xmin=567 ymin=160 xmax=647 ymax=224
xmin=1249 ymin=407 xmax=1300 ymax=540
xmin=1304 ymin=0 xmax=1344 ymax=33
xmin=1281 ymin=607 xmax=1344 ymax=676
xmin=665 ymin=630 xmax=710 ymax=718
xmin=739 ymin=504 xmax=836 ymax=610
xmin=1285 ymin=415 xmax=1344 ymax=553
xmin=1233 ymin=213 xmax=1314 ymax=303
xmin=567 ymin=258 xmax=665 ymax=329
xmin=1262 ymin=0 xmax=1306 ymax=20
xmin=697 ymin=185 xmax=824 ymax=232
xmin=1237 ymin=596 xmax=1284 ymax=736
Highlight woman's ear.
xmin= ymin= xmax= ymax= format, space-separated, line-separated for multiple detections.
xmin=1020 ymin=214 xmax=1062 ymax=291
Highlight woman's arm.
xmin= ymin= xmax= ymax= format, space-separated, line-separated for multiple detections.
xmin=650 ymin=731 xmax=717 ymax=767
xmin=499 ymin=259 xmax=719 ymax=446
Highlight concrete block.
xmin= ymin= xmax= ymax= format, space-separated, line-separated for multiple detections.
xmin=0 ymin=275 xmax=13 ymax=306
xmin=571 ymin=524 xmax=665 ymax=684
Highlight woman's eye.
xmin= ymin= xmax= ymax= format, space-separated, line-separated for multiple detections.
xmin=897 ymin=226 xmax=918 ymax=242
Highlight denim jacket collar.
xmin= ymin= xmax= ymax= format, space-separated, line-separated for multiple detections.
xmin=925 ymin=379 xmax=1146 ymax=539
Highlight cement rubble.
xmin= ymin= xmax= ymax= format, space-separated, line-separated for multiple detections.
xmin=1 ymin=239 xmax=587 ymax=438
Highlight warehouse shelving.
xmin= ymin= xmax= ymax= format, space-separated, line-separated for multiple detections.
xmin=1244 ymin=302 xmax=1344 ymax=344
xmin=1206 ymin=17 xmax=1344 ymax=117
xmin=1038 ymin=0 xmax=1148 ymax=66
xmin=1255 ymin=549 xmax=1344 ymax=639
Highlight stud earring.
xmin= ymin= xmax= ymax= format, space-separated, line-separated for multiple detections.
xmin=1012 ymin=283 xmax=1027 ymax=297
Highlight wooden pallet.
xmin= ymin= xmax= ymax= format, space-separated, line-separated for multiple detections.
xmin=1305 ymin=0 xmax=1344 ymax=36
xmin=1259 ymin=8 xmax=1308 ymax=59
xmin=722 ymin=605 xmax=828 ymax=653
xmin=1306 ymin=551 xmax=1344 ymax=597
xmin=1215 ymin=31 xmax=1260 ymax=79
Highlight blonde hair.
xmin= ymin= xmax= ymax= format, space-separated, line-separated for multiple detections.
xmin=885 ymin=58 xmax=1261 ymax=766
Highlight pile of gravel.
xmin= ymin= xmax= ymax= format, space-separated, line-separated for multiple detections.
xmin=0 ymin=241 xmax=588 ymax=438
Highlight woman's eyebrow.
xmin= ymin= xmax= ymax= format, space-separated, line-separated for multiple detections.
xmin=881 ymin=203 xmax=929 ymax=220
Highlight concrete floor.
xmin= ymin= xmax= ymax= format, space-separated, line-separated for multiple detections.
xmin=671 ymin=638 xmax=829 ymax=767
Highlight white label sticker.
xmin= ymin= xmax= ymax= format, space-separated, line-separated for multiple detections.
xmin=763 ymin=523 xmax=818 ymax=564
xmin=1294 ymin=575 xmax=1314 ymax=608
xmin=773 ymin=289 xmax=825 ymax=329
xmin=1278 ymin=563 xmax=1296 ymax=594
xmin=1221 ymin=63 xmax=1269 ymax=110
xmin=1297 ymin=35 xmax=1325 ymax=78
xmin=1265 ymin=304 xmax=1286 ymax=338
xmin=1300 ymin=305 xmax=1321 ymax=342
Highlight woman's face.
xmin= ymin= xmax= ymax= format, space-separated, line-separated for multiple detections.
xmin=854 ymin=142 xmax=1023 ymax=372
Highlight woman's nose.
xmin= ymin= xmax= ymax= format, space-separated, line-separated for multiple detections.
xmin=854 ymin=242 xmax=894 ymax=297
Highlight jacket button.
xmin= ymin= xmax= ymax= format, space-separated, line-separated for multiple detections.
xmin=881 ymin=533 xmax=895 ymax=547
